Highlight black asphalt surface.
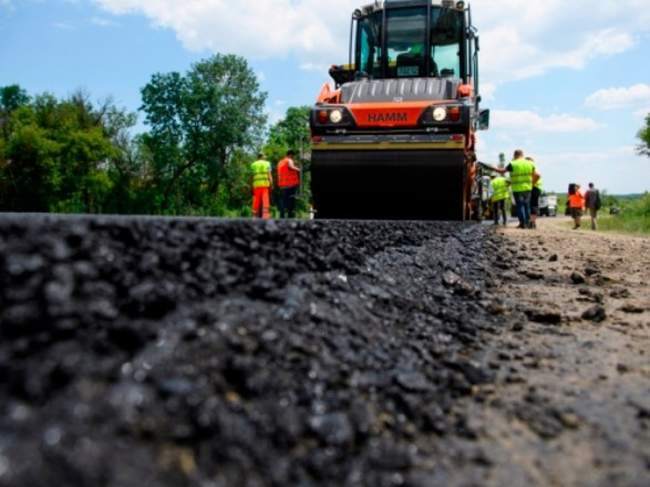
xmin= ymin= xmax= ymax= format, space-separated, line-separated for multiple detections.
xmin=0 ymin=215 xmax=509 ymax=486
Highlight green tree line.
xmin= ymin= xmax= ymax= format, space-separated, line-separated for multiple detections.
xmin=638 ymin=113 xmax=650 ymax=157
xmin=0 ymin=54 xmax=311 ymax=217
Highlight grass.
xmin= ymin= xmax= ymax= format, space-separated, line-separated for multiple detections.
xmin=597 ymin=193 xmax=650 ymax=235
xmin=557 ymin=194 xmax=568 ymax=216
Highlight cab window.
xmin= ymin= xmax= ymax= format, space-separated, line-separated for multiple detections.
xmin=430 ymin=8 xmax=462 ymax=78
xmin=386 ymin=7 xmax=427 ymax=78
xmin=357 ymin=13 xmax=382 ymax=77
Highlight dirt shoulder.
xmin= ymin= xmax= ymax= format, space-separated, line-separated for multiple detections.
xmin=447 ymin=217 xmax=650 ymax=486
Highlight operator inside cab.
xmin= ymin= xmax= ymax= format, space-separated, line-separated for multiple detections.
xmin=356 ymin=4 xmax=463 ymax=79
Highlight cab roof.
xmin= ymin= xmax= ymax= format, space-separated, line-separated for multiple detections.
xmin=358 ymin=0 xmax=467 ymax=15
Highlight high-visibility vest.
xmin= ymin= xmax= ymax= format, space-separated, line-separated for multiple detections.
xmin=568 ymin=192 xmax=584 ymax=209
xmin=535 ymin=177 xmax=543 ymax=191
xmin=491 ymin=177 xmax=509 ymax=203
xmin=509 ymin=158 xmax=535 ymax=193
xmin=251 ymin=160 xmax=271 ymax=188
xmin=277 ymin=158 xmax=300 ymax=188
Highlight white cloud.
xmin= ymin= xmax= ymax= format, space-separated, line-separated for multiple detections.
xmin=473 ymin=1 xmax=647 ymax=86
xmin=92 ymin=0 xmax=650 ymax=86
xmin=585 ymin=84 xmax=650 ymax=110
xmin=540 ymin=146 xmax=636 ymax=164
xmin=634 ymin=107 xmax=650 ymax=118
xmin=480 ymin=82 xmax=497 ymax=102
xmin=300 ymin=63 xmax=331 ymax=73
xmin=94 ymin=0 xmax=354 ymax=60
xmin=492 ymin=110 xmax=602 ymax=133
xmin=267 ymin=108 xmax=285 ymax=125
xmin=480 ymin=26 xmax=635 ymax=84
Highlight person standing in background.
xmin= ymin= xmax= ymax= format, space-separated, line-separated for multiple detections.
xmin=490 ymin=174 xmax=509 ymax=226
xmin=585 ymin=183 xmax=602 ymax=231
xmin=568 ymin=184 xmax=585 ymax=230
xmin=495 ymin=150 xmax=535 ymax=229
xmin=528 ymin=157 xmax=542 ymax=230
xmin=250 ymin=153 xmax=273 ymax=219
xmin=277 ymin=150 xmax=301 ymax=219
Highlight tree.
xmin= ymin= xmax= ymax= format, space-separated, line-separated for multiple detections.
xmin=0 ymin=85 xmax=30 ymax=114
xmin=140 ymin=54 xmax=267 ymax=212
xmin=0 ymin=87 xmax=134 ymax=213
xmin=264 ymin=106 xmax=312 ymax=215
xmin=637 ymin=113 xmax=650 ymax=157
xmin=267 ymin=106 xmax=311 ymax=154
xmin=2 ymin=123 xmax=61 ymax=211
xmin=0 ymin=85 xmax=30 ymax=139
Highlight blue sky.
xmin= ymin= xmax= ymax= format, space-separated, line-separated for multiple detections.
xmin=1 ymin=0 xmax=650 ymax=194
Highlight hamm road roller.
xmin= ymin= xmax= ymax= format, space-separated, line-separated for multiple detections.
xmin=310 ymin=0 xmax=490 ymax=220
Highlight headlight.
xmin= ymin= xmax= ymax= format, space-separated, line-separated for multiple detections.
xmin=329 ymin=109 xmax=343 ymax=124
xmin=433 ymin=107 xmax=447 ymax=122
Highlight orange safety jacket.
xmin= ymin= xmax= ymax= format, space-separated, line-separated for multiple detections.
xmin=277 ymin=158 xmax=300 ymax=188
xmin=568 ymin=192 xmax=585 ymax=209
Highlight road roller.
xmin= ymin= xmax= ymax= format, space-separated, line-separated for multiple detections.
xmin=310 ymin=0 xmax=490 ymax=220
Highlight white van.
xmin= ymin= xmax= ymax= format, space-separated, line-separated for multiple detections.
xmin=539 ymin=194 xmax=558 ymax=217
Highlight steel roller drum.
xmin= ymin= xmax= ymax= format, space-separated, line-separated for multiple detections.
xmin=311 ymin=149 xmax=466 ymax=221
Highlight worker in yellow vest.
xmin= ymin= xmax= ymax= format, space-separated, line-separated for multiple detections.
xmin=490 ymin=174 xmax=510 ymax=226
xmin=250 ymin=153 xmax=273 ymax=219
xmin=495 ymin=149 xmax=536 ymax=229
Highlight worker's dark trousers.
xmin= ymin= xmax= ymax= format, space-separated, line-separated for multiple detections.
xmin=279 ymin=186 xmax=299 ymax=219
xmin=513 ymin=191 xmax=532 ymax=227
xmin=493 ymin=200 xmax=507 ymax=225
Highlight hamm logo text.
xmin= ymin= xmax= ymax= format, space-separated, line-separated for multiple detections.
xmin=367 ymin=112 xmax=409 ymax=123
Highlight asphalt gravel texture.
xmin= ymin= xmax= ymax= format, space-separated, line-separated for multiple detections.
xmin=0 ymin=215 xmax=509 ymax=487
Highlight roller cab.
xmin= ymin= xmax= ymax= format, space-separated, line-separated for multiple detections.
xmin=310 ymin=0 xmax=489 ymax=220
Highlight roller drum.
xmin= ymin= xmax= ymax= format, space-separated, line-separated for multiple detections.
xmin=311 ymin=149 xmax=466 ymax=221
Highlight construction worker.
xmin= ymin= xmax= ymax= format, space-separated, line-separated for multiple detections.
xmin=568 ymin=184 xmax=585 ymax=230
xmin=585 ymin=182 xmax=602 ymax=231
xmin=250 ymin=153 xmax=273 ymax=219
xmin=466 ymin=154 xmax=478 ymax=219
xmin=490 ymin=174 xmax=510 ymax=226
xmin=528 ymin=157 xmax=543 ymax=229
xmin=277 ymin=149 xmax=301 ymax=219
xmin=495 ymin=150 xmax=536 ymax=229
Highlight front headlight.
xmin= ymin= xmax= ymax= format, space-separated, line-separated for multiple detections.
xmin=329 ymin=109 xmax=343 ymax=124
xmin=433 ymin=107 xmax=448 ymax=122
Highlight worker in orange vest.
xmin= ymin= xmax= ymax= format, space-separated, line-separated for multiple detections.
xmin=277 ymin=149 xmax=301 ymax=219
xmin=568 ymin=183 xmax=585 ymax=230
xmin=250 ymin=153 xmax=273 ymax=219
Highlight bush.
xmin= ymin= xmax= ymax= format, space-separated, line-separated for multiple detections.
xmin=598 ymin=193 xmax=650 ymax=234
